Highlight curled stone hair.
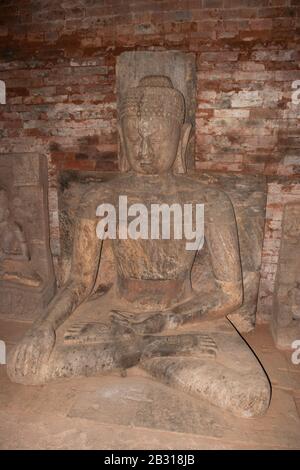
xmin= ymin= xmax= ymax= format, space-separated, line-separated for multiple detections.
xmin=120 ymin=75 xmax=185 ymax=124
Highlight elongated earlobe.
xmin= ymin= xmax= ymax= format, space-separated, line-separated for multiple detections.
xmin=118 ymin=123 xmax=131 ymax=173
xmin=173 ymin=123 xmax=192 ymax=174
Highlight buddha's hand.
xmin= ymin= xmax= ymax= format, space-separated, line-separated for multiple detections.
xmin=109 ymin=300 xmax=210 ymax=336
xmin=7 ymin=324 xmax=55 ymax=382
xmin=109 ymin=310 xmax=168 ymax=335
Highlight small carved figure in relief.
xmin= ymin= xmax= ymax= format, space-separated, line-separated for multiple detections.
xmin=0 ymin=188 xmax=41 ymax=287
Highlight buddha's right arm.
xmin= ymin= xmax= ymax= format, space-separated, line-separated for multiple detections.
xmin=35 ymin=217 xmax=102 ymax=331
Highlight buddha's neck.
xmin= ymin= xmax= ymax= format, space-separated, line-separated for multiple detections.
xmin=133 ymin=172 xmax=175 ymax=184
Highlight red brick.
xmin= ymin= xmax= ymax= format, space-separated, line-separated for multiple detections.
xmin=0 ymin=0 xmax=299 ymax=288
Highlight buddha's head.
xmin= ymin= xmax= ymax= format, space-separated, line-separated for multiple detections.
xmin=0 ymin=188 xmax=9 ymax=223
xmin=119 ymin=76 xmax=191 ymax=175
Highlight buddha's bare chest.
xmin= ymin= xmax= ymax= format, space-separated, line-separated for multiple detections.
xmin=111 ymin=187 xmax=199 ymax=280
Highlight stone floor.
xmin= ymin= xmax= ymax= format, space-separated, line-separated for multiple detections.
xmin=0 ymin=319 xmax=299 ymax=450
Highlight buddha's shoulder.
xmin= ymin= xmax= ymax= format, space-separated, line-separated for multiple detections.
xmin=76 ymin=174 xmax=133 ymax=215
xmin=76 ymin=180 xmax=115 ymax=216
xmin=174 ymin=174 xmax=232 ymax=205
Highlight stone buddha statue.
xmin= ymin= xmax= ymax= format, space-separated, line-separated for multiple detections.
xmin=0 ymin=188 xmax=41 ymax=287
xmin=8 ymin=76 xmax=270 ymax=418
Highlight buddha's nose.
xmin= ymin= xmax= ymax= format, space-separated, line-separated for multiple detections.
xmin=138 ymin=136 xmax=152 ymax=162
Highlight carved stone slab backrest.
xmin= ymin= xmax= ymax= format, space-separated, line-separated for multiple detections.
xmin=116 ymin=51 xmax=196 ymax=171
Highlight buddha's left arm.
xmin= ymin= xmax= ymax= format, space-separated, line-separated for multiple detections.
xmin=203 ymin=190 xmax=243 ymax=316
xmin=167 ymin=191 xmax=243 ymax=327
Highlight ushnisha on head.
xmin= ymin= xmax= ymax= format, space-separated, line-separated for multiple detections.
xmin=118 ymin=75 xmax=191 ymax=175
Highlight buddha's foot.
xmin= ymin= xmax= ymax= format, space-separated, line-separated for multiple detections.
xmin=64 ymin=322 xmax=131 ymax=344
xmin=10 ymin=320 xmax=218 ymax=384
xmin=10 ymin=318 xmax=271 ymax=419
xmin=140 ymin=356 xmax=270 ymax=418
xmin=109 ymin=309 xmax=168 ymax=335
xmin=139 ymin=319 xmax=271 ymax=418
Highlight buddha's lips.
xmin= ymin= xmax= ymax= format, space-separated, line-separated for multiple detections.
xmin=139 ymin=161 xmax=155 ymax=171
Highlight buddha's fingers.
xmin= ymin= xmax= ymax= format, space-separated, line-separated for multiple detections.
xmin=166 ymin=308 xmax=205 ymax=328
xmin=110 ymin=310 xmax=167 ymax=335
xmin=195 ymin=334 xmax=218 ymax=346
xmin=9 ymin=347 xmax=19 ymax=377
xmin=109 ymin=311 xmax=133 ymax=329
xmin=114 ymin=310 xmax=165 ymax=323
xmin=141 ymin=333 xmax=218 ymax=360
xmin=64 ymin=324 xmax=83 ymax=334
xmin=21 ymin=344 xmax=31 ymax=376
xmin=110 ymin=310 xmax=139 ymax=323
xmin=196 ymin=346 xmax=217 ymax=355
xmin=30 ymin=345 xmax=41 ymax=375
xmin=15 ymin=344 xmax=27 ymax=376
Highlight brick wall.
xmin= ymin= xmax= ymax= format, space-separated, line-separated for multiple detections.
xmin=0 ymin=0 xmax=299 ymax=320
xmin=257 ymin=178 xmax=300 ymax=321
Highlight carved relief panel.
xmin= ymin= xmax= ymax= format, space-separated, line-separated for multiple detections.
xmin=0 ymin=154 xmax=56 ymax=320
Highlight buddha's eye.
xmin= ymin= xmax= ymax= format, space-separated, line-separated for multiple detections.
xmin=152 ymin=128 xmax=172 ymax=143
xmin=125 ymin=120 xmax=141 ymax=144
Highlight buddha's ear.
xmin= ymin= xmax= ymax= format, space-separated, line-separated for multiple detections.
xmin=117 ymin=122 xmax=131 ymax=173
xmin=173 ymin=123 xmax=192 ymax=174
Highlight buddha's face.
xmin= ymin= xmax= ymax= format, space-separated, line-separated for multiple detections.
xmin=121 ymin=116 xmax=182 ymax=175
